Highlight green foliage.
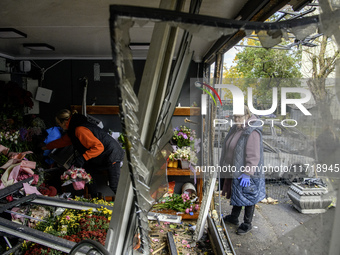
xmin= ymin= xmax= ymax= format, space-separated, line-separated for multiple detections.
xmin=172 ymin=126 xmax=196 ymax=148
xmin=235 ymin=43 xmax=302 ymax=79
xmin=0 ymin=154 xmax=8 ymax=167
xmin=118 ymin=133 xmax=126 ymax=149
xmin=22 ymin=198 xmax=113 ymax=254
xmin=223 ymin=41 xmax=303 ymax=106
xmin=153 ymin=194 xmax=192 ymax=212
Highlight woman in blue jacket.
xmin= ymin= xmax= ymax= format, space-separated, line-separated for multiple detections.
xmin=219 ymin=106 xmax=265 ymax=235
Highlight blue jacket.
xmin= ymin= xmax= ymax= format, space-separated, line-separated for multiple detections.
xmin=220 ymin=119 xmax=266 ymax=206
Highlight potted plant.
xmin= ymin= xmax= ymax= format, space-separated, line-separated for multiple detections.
xmin=287 ymin=178 xmax=333 ymax=213
xmin=176 ymin=147 xmax=198 ymax=169
xmin=169 ymin=126 xmax=200 ymax=169
xmin=172 ymin=126 xmax=196 ymax=148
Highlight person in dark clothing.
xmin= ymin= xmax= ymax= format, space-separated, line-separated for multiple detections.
xmin=42 ymin=109 xmax=125 ymax=197
xmin=219 ymin=106 xmax=265 ymax=235
xmin=316 ymin=125 xmax=339 ymax=165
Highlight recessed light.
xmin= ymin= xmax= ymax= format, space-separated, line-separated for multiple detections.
xmin=0 ymin=28 xmax=27 ymax=39
xmin=23 ymin=43 xmax=55 ymax=51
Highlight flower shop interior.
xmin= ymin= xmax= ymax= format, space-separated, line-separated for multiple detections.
xmin=1 ymin=1 xmax=340 ymax=255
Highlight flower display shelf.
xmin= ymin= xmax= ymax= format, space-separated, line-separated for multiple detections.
xmin=287 ymin=182 xmax=332 ymax=214
xmin=150 ymin=208 xmax=200 ymax=220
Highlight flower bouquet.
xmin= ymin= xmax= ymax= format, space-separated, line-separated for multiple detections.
xmin=168 ymin=147 xmax=198 ymax=169
xmin=153 ymin=193 xmax=199 ymax=213
xmin=61 ymin=167 xmax=92 ymax=190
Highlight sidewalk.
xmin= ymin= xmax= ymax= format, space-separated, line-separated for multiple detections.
xmin=217 ymin=194 xmax=335 ymax=255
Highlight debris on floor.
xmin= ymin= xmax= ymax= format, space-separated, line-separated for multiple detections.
xmin=148 ymin=220 xmax=214 ymax=254
xmin=260 ymin=197 xmax=278 ymax=204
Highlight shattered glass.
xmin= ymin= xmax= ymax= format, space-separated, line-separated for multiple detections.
xmin=291 ymin=23 xmax=319 ymax=41
xmin=177 ymin=23 xmax=236 ymax=41
xmin=257 ymin=30 xmax=283 ymax=49
xmin=109 ymin=1 xmax=340 ymax=253
xmin=110 ymin=13 xmax=172 ymax=253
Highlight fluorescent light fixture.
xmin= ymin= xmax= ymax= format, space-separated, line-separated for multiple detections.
xmin=201 ymin=94 xmax=207 ymax=115
xmin=23 ymin=43 xmax=55 ymax=51
xmin=0 ymin=28 xmax=27 ymax=39
xmin=129 ymin=43 xmax=150 ymax=50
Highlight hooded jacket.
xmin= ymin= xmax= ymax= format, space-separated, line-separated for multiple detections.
xmin=46 ymin=114 xmax=124 ymax=167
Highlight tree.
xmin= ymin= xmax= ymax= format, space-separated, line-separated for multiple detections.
xmin=303 ymin=35 xmax=340 ymax=125
xmin=222 ymin=40 xmax=302 ymax=109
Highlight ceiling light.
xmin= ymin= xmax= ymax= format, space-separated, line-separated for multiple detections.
xmin=0 ymin=28 xmax=27 ymax=39
xmin=129 ymin=43 xmax=150 ymax=50
xmin=23 ymin=43 xmax=55 ymax=51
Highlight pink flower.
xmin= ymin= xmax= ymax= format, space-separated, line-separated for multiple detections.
xmin=186 ymin=244 xmax=190 ymax=248
xmin=195 ymin=204 xmax=199 ymax=211
xmin=66 ymin=215 xmax=70 ymax=220
xmin=182 ymin=240 xmax=188 ymax=244
xmin=32 ymin=174 xmax=39 ymax=185
xmin=185 ymin=208 xmax=190 ymax=214
xmin=71 ymin=173 xmax=77 ymax=179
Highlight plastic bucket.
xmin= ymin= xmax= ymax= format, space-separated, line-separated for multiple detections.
xmin=181 ymin=182 xmax=196 ymax=196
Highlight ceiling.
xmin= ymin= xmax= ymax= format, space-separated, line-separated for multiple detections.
xmin=0 ymin=0 xmax=268 ymax=61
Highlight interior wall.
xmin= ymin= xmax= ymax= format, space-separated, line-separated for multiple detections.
xmin=12 ymin=59 xmax=146 ymax=132
xmin=5 ymin=59 xmax=201 ymax=134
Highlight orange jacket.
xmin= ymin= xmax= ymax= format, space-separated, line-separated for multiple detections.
xmin=46 ymin=126 xmax=104 ymax=161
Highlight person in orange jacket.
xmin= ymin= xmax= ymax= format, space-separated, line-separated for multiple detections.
xmin=42 ymin=109 xmax=125 ymax=197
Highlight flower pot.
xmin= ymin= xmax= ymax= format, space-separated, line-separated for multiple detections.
xmin=182 ymin=182 xmax=196 ymax=196
xmin=72 ymin=180 xmax=86 ymax=190
xmin=168 ymin=160 xmax=178 ymax=168
xmin=180 ymin=160 xmax=190 ymax=169
xmin=287 ymin=182 xmax=332 ymax=214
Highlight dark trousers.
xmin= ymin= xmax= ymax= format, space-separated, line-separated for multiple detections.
xmin=231 ymin=205 xmax=255 ymax=224
xmin=86 ymin=162 xmax=121 ymax=196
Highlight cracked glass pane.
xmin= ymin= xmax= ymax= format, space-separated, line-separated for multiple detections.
xmin=110 ymin=3 xmax=338 ymax=254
